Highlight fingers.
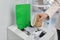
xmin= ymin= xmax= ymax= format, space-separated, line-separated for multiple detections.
xmin=36 ymin=13 xmax=44 ymax=21
xmin=38 ymin=13 xmax=49 ymax=21
xmin=39 ymin=17 xmax=43 ymax=21
xmin=33 ymin=13 xmax=49 ymax=28
xmin=33 ymin=13 xmax=44 ymax=27
xmin=34 ymin=15 xmax=42 ymax=27
xmin=36 ymin=13 xmax=43 ymax=17
xmin=36 ymin=14 xmax=43 ymax=19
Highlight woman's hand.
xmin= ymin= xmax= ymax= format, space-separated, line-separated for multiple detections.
xmin=34 ymin=13 xmax=49 ymax=27
xmin=38 ymin=13 xmax=49 ymax=21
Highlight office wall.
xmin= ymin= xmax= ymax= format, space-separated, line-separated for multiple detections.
xmin=0 ymin=0 xmax=15 ymax=40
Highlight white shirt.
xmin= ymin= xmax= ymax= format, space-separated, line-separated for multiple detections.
xmin=45 ymin=0 xmax=60 ymax=30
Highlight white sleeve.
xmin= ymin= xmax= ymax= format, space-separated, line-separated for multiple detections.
xmin=45 ymin=1 xmax=60 ymax=18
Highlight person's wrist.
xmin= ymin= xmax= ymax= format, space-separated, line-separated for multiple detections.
xmin=45 ymin=14 xmax=49 ymax=20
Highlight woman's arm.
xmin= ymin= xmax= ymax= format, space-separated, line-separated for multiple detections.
xmin=45 ymin=1 xmax=60 ymax=18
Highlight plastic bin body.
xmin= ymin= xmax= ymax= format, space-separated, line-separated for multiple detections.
xmin=16 ymin=4 xmax=31 ymax=30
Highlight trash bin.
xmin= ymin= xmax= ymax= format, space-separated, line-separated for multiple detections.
xmin=16 ymin=4 xmax=31 ymax=30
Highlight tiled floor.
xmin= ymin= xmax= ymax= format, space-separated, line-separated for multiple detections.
xmin=57 ymin=30 xmax=60 ymax=40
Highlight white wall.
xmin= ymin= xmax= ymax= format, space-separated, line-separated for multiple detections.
xmin=0 ymin=0 xmax=15 ymax=40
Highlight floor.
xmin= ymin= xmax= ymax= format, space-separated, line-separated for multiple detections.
xmin=57 ymin=30 xmax=60 ymax=40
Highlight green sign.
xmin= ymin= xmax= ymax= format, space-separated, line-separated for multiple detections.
xmin=16 ymin=4 xmax=31 ymax=30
